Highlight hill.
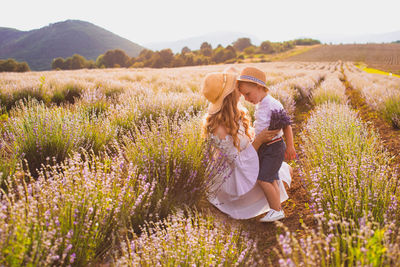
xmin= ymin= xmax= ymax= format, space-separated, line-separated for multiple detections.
xmin=283 ymin=44 xmax=400 ymax=74
xmin=145 ymin=31 xmax=262 ymax=53
xmin=312 ymin=30 xmax=400 ymax=44
xmin=0 ymin=20 xmax=144 ymax=70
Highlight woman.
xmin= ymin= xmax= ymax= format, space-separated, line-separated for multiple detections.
xmin=201 ymin=70 xmax=292 ymax=221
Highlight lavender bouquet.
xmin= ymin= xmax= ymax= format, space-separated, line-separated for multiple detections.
xmin=268 ymin=109 xmax=292 ymax=130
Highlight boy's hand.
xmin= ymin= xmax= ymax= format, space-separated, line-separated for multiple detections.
xmin=285 ymin=145 xmax=296 ymax=160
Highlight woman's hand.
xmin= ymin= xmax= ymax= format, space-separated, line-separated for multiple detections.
xmin=256 ymin=128 xmax=280 ymax=143
xmin=251 ymin=129 xmax=280 ymax=151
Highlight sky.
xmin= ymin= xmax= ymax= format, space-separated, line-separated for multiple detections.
xmin=2 ymin=0 xmax=400 ymax=45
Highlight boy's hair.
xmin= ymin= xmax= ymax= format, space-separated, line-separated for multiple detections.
xmin=238 ymin=80 xmax=269 ymax=92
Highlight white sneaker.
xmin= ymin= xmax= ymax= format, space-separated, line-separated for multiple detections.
xmin=259 ymin=209 xmax=285 ymax=222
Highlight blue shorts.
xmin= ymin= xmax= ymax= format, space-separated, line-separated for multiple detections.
xmin=257 ymin=139 xmax=286 ymax=183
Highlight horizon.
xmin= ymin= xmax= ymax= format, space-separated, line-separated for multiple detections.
xmin=2 ymin=0 xmax=400 ymax=46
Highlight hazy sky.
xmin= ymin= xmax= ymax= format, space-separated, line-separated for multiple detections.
xmin=2 ymin=0 xmax=399 ymax=45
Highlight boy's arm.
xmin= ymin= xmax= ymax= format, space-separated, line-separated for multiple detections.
xmin=283 ymin=125 xmax=296 ymax=160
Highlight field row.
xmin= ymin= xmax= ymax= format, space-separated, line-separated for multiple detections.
xmin=0 ymin=61 xmax=399 ymax=266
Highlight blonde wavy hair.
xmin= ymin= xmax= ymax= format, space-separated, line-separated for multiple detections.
xmin=203 ymin=88 xmax=252 ymax=151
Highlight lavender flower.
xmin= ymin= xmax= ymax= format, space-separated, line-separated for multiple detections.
xmin=268 ymin=109 xmax=292 ymax=130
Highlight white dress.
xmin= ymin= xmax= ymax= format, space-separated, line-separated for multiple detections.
xmin=208 ymin=125 xmax=292 ymax=220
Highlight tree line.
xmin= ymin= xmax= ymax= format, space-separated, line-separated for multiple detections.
xmin=0 ymin=37 xmax=321 ymax=72
xmin=52 ymin=38 xmax=321 ymax=70
xmin=0 ymin=58 xmax=30 ymax=72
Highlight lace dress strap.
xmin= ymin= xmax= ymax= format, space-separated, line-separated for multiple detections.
xmin=209 ymin=134 xmax=239 ymax=164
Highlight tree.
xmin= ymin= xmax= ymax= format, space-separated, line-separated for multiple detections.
xmin=181 ymin=46 xmax=191 ymax=55
xmin=94 ymin=54 xmax=103 ymax=68
xmin=150 ymin=53 xmax=163 ymax=68
xmin=260 ymin=41 xmax=274 ymax=54
xmin=52 ymin=57 xmax=65 ymax=70
xmin=224 ymin=45 xmax=237 ymax=61
xmin=70 ymin=54 xmax=87 ymax=69
xmin=16 ymin=62 xmax=30 ymax=72
xmin=200 ymin=42 xmax=213 ymax=57
xmin=0 ymin=59 xmax=30 ymax=72
xmin=233 ymin=38 xmax=252 ymax=51
xmin=244 ymin=46 xmax=256 ymax=55
xmin=102 ymin=49 xmax=130 ymax=68
xmin=0 ymin=59 xmax=17 ymax=72
xmin=293 ymin=38 xmax=321 ymax=45
xmin=159 ymin=49 xmax=174 ymax=67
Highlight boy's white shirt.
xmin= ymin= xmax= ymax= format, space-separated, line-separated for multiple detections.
xmin=254 ymin=94 xmax=284 ymax=140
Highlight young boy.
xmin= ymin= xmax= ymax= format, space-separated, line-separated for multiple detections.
xmin=238 ymin=67 xmax=296 ymax=222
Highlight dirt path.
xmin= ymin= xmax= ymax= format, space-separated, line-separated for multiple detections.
xmin=200 ymin=96 xmax=316 ymax=266
xmin=342 ymin=69 xmax=400 ymax=169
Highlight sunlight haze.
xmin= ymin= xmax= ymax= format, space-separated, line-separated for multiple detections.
xmin=2 ymin=0 xmax=400 ymax=45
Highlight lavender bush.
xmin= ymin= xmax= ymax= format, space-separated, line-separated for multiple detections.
xmin=300 ymin=103 xmax=396 ymax=224
xmin=0 ymin=150 xmax=154 ymax=266
xmin=115 ymin=210 xmax=260 ymax=266
xmin=3 ymin=100 xmax=117 ymax=177
xmin=121 ymin=113 xmax=222 ymax=223
xmin=275 ymin=102 xmax=400 ymax=266
xmin=275 ymin=215 xmax=398 ymax=267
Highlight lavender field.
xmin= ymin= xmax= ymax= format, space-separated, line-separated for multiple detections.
xmin=0 ymin=61 xmax=399 ymax=266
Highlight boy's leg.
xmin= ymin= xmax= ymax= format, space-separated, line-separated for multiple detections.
xmin=257 ymin=180 xmax=281 ymax=211
xmin=272 ymin=180 xmax=280 ymax=199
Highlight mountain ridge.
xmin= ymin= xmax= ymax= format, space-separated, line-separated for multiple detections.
xmin=0 ymin=20 xmax=144 ymax=70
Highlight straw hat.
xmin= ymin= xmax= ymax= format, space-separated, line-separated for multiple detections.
xmin=201 ymin=72 xmax=238 ymax=115
xmin=237 ymin=67 xmax=267 ymax=88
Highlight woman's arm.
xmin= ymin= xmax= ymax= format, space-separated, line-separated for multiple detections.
xmin=252 ymin=129 xmax=280 ymax=151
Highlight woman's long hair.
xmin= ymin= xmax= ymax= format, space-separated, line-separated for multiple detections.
xmin=203 ymin=88 xmax=252 ymax=151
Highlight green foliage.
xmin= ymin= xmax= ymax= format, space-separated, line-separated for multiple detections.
xmin=301 ymin=103 xmax=395 ymax=224
xmin=0 ymin=150 xmax=154 ymax=266
xmin=52 ymin=54 xmax=97 ymax=70
xmin=200 ymin=42 xmax=213 ymax=57
xmin=50 ymin=36 xmax=307 ymax=70
xmin=381 ymin=94 xmax=400 ymax=128
xmin=293 ymin=38 xmax=321 ymax=45
xmin=121 ymin=115 xmax=215 ymax=221
xmin=3 ymin=100 xmax=116 ymax=177
xmin=116 ymin=210 xmax=259 ymax=266
xmin=0 ymin=58 xmax=30 ymax=72
xmin=101 ymin=49 xmax=130 ymax=68
xmin=232 ymin=37 xmax=252 ymax=51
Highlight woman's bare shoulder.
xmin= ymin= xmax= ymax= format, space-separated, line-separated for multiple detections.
xmin=213 ymin=125 xmax=228 ymax=140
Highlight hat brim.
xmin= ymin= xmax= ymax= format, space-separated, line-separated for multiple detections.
xmin=237 ymin=77 xmax=268 ymax=88
xmin=208 ymin=78 xmax=237 ymax=115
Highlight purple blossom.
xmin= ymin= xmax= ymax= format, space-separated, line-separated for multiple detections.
xmin=268 ymin=109 xmax=292 ymax=130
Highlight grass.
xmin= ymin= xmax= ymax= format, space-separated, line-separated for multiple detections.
xmin=241 ymin=45 xmax=320 ymax=63
xmin=355 ymin=63 xmax=400 ymax=78
xmin=381 ymin=94 xmax=400 ymax=128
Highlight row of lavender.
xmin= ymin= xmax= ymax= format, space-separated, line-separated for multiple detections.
xmin=0 ymin=63 xmax=327 ymax=266
xmin=276 ymin=69 xmax=400 ymax=266
xmin=344 ymin=63 xmax=400 ymax=128
xmin=2 ymin=62 xmax=386 ymax=265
